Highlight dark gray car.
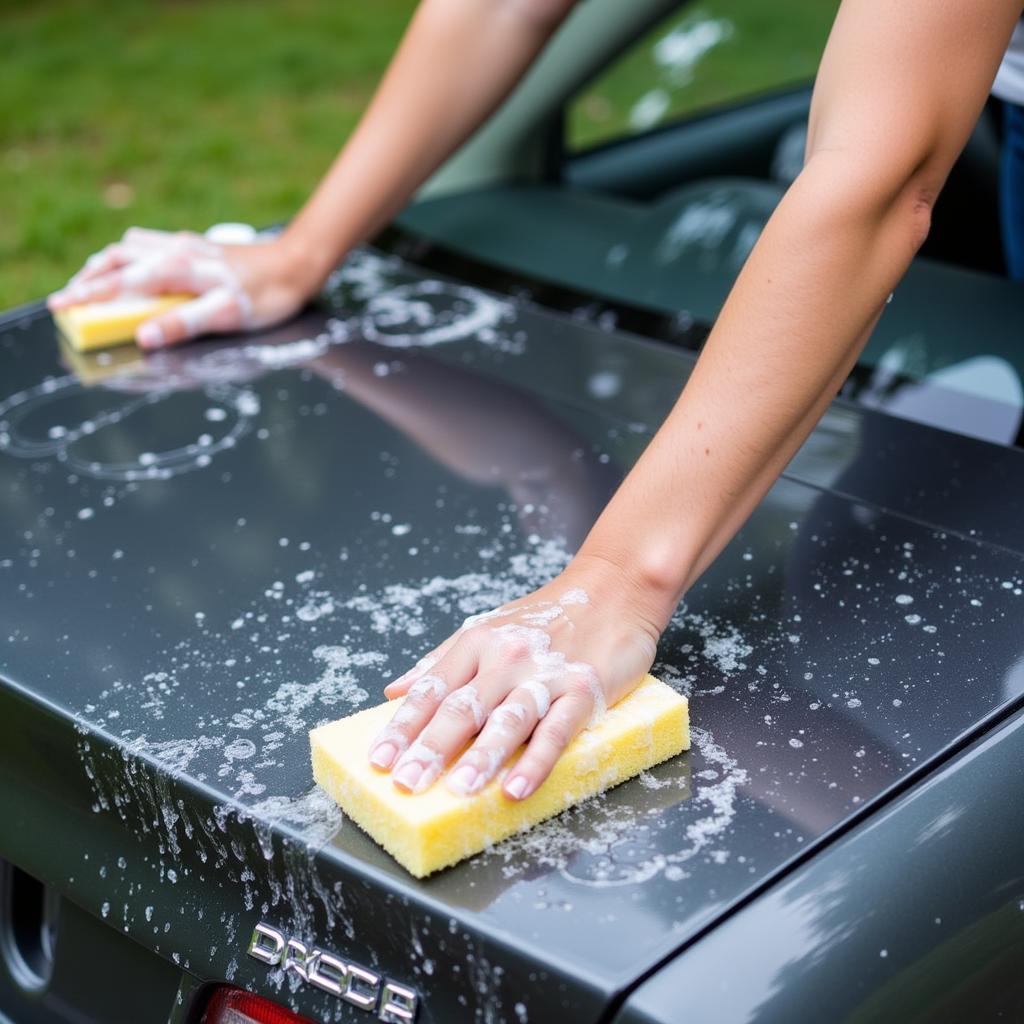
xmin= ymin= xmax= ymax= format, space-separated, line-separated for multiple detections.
xmin=3 ymin=1 xmax=1024 ymax=1021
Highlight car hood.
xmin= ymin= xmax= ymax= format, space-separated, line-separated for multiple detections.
xmin=2 ymin=246 xmax=1024 ymax=1023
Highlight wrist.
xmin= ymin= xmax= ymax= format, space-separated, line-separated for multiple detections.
xmin=275 ymin=224 xmax=341 ymax=297
xmin=568 ymin=547 xmax=686 ymax=638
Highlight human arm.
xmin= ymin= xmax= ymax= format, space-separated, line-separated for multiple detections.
xmin=46 ymin=0 xmax=579 ymax=347
xmin=371 ymin=0 xmax=1024 ymax=799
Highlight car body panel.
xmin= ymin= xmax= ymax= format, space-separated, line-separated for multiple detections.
xmin=2 ymin=247 xmax=1024 ymax=1021
xmin=612 ymin=704 xmax=1024 ymax=1024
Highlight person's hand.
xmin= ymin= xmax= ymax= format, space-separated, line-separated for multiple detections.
xmin=47 ymin=227 xmax=315 ymax=349
xmin=367 ymin=555 xmax=664 ymax=800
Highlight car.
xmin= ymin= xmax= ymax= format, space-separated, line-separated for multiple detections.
xmin=3 ymin=1 xmax=1024 ymax=1021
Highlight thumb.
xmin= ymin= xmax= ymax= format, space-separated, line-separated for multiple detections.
xmin=136 ymin=286 xmax=245 ymax=350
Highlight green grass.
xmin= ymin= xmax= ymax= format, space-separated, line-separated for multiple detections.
xmin=2 ymin=0 xmax=837 ymax=309
xmin=1 ymin=0 xmax=417 ymax=307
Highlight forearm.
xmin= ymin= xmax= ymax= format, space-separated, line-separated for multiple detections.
xmin=578 ymin=158 xmax=932 ymax=629
xmin=282 ymin=0 xmax=574 ymax=288
xmin=577 ymin=0 xmax=1023 ymax=633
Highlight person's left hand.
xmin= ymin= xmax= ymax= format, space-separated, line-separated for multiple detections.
xmin=47 ymin=227 xmax=313 ymax=349
xmin=367 ymin=555 xmax=663 ymax=800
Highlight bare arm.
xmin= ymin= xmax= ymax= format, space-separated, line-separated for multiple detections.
xmin=578 ymin=0 xmax=1024 ymax=628
xmin=372 ymin=0 xmax=1023 ymax=802
xmin=48 ymin=0 xmax=578 ymax=345
xmin=284 ymin=0 xmax=579 ymax=290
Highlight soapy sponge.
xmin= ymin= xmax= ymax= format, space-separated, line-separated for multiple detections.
xmin=53 ymin=295 xmax=192 ymax=351
xmin=310 ymin=674 xmax=689 ymax=878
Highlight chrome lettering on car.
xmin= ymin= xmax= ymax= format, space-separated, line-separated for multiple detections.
xmin=247 ymin=922 xmax=419 ymax=1022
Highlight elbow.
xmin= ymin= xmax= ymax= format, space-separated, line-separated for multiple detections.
xmin=795 ymin=145 xmax=943 ymax=264
xmin=888 ymin=172 xmax=936 ymax=258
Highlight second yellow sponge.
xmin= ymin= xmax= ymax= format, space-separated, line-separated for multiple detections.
xmin=310 ymin=674 xmax=689 ymax=878
xmin=53 ymin=294 xmax=193 ymax=351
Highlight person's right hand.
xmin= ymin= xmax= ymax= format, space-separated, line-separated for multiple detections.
xmin=47 ymin=227 xmax=315 ymax=349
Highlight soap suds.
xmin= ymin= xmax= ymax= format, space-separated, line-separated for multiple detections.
xmin=0 ymin=373 xmax=258 ymax=483
xmin=483 ymin=724 xmax=745 ymax=889
xmin=521 ymin=680 xmax=552 ymax=719
xmin=445 ymin=684 xmax=487 ymax=729
xmin=494 ymin=701 xmax=531 ymax=734
xmin=407 ymin=674 xmax=447 ymax=702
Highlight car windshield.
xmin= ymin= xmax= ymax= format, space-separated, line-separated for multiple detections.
xmin=399 ymin=0 xmax=1024 ymax=448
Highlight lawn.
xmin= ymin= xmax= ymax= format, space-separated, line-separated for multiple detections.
xmin=2 ymin=0 xmax=835 ymax=309
xmin=1 ymin=0 xmax=418 ymax=308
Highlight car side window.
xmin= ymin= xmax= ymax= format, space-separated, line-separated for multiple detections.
xmin=567 ymin=1 xmax=839 ymax=152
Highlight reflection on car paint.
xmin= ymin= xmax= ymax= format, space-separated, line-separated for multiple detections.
xmin=0 ymin=250 xmax=518 ymax=485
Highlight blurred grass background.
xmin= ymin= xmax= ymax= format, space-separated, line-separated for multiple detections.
xmin=2 ymin=0 xmax=833 ymax=308
xmin=1 ymin=0 xmax=418 ymax=307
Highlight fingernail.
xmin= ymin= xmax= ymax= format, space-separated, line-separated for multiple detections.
xmin=369 ymin=741 xmax=397 ymax=769
xmin=505 ymin=775 xmax=529 ymax=800
xmin=447 ymin=764 xmax=478 ymax=795
xmin=393 ymin=761 xmax=425 ymax=792
xmin=137 ymin=323 xmax=164 ymax=349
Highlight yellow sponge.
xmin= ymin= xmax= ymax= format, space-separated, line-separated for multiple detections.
xmin=310 ymin=674 xmax=689 ymax=878
xmin=53 ymin=294 xmax=192 ymax=351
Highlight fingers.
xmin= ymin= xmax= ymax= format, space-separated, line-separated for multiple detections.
xmin=443 ymin=687 xmax=543 ymax=796
xmin=382 ymin=638 xmax=455 ymax=700
xmin=389 ymin=679 xmax=496 ymax=795
xmin=49 ymin=256 xmax=174 ymax=308
xmin=136 ymin=286 xmax=249 ymax=349
xmin=367 ymin=638 xmax=480 ymax=778
xmin=65 ymin=241 xmax=150 ymax=289
xmin=384 ymin=626 xmax=547 ymax=793
xmin=501 ymin=669 xmax=598 ymax=801
xmin=50 ymin=231 xmax=215 ymax=307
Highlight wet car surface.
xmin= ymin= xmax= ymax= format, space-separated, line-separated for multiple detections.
xmin=3 ymin=247 xmax=1024 ymax=1022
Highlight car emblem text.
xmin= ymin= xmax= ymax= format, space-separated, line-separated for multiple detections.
xmin=247 ymin=922 xmax=419 ymax=1022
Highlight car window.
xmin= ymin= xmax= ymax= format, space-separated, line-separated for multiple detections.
xmin=567 ymin=0 xmax=839 ymax=152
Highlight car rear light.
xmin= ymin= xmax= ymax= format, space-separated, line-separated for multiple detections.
xmin=201 ymin=986 xmax=315 ymax=1024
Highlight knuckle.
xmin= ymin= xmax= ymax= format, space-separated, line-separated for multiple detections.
xmin=396 ymin=735 xmax=443 ymax=768
xmin=405 ymin=674 xmax=447 ymax=705
xmin=457 ymin=745 xmax=493 ymax=772
xmin=537 ymin=715 xmax=573 ymax=752
xmin=439 ymin=687 xmax=485 ymax=728
xmin=438 ymin=698 xmax=476 ymax=726
xmin=166 ymin=251 xmax=192 ymax=273
xmin=492 ymin=702 xmax=530 ymax=732
xmin=387 ymin=699 xmax=424 ymax=733
xmin=497 ymin=638 xmax=531 ymax=663
xmin=458 ymin=622 xmax=486 ymax=646
xmin=563 ymin=675 xmax=597 ymax=705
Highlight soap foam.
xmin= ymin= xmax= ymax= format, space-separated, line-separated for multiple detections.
xmin=444 ymin=684 xmax=487 ymax=729
xmin=520 ymin=680 xmax=552 ymax=719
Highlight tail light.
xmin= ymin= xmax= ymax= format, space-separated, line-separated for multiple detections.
xmin=201 ymin=986 xmax=315 ymax=1024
